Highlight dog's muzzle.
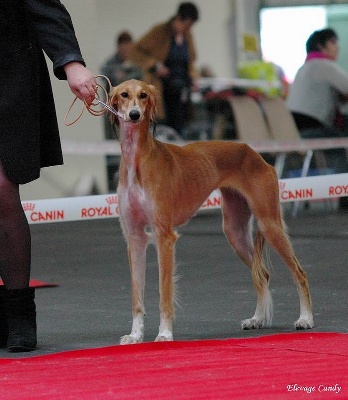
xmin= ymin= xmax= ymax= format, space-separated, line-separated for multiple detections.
xmin=129 ymin=107 xmax=141 ymax=122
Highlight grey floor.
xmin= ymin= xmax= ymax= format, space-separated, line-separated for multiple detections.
xmin=1 ymin=202 xmax=347 ymax=359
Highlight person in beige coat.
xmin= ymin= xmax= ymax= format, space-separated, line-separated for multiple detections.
xmin=130 ymin=2 xmax=199 ymax=135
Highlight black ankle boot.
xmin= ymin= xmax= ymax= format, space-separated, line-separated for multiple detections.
xmin=0 ymin=287 xmax=9 ymax=348
xmin=3 ymin=288 xmax=37 ymax=352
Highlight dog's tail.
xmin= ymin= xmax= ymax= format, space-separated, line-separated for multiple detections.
xmin=251 ymin=230 xmax=273 ymax=326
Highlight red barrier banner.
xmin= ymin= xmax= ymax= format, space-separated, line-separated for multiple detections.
xmin=21 ymin=173 xmax=348 ymax=224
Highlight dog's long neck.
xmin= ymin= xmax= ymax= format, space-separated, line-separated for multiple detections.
xmin=118 ymin=119 xmax=155 ymax=182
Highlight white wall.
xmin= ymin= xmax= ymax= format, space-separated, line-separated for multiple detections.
xmin=96 ymin=0 xmax=235 ymax=77
xmin=234 ymin=0 xmax=262 ymax=62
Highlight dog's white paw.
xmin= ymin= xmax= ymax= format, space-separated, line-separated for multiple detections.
xmin=241 ymin=318 xmax=265 ymax=330
xmin=155 ymin=333 xmax=173 ymax=342
xmin=294 ymin=316 xmax=314 ymax=330
xmin=120 ymin=334 xmax=143 ymax=345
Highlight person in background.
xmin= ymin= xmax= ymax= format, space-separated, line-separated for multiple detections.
xmin=0 ymin=0 xmax=97 ymax=352
xmin=101 ymin=31 xmax=143 ymax=88
xmin=100 ymin=31 xmax=143 ymax=191
xmin=130 ymin=2 xmax=200 ymax=136
xmin=273 ymin=62 xmax=289 ymax=99
xmin=287 ymin=28 xmax=348 ymax=210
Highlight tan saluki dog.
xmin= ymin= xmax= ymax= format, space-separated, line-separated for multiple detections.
xmin=109 ymin=79 xmax=314 ymax=344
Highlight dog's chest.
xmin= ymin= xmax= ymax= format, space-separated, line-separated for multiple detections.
xmin=119 ymin=170 xmax=152 ymax=224
xmin=119 ymin=130 xmax=154 ymax=224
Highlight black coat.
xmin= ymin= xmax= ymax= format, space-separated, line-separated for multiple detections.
xmin=0 ymin=0 xmax=85 ymax=184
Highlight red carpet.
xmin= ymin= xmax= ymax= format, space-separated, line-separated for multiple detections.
xmin=0 ymin=279 xmax=59 ymax=288
xmin=0 ymin=332 xmax=347 ymax=399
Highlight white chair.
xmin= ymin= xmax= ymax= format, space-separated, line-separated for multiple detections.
xmin=229 ymin=96 xmax=271 ymax=142
xmin=260 ymin=97 xmax=330 ymax=216
xmin=259 ymin=97 xmax=316 ymax=178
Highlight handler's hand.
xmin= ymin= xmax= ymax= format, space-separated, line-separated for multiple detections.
xmin=155 ymin=62 xmax=170 ymax=78
xmin=64 ymin=62 xmax=97 ymax=105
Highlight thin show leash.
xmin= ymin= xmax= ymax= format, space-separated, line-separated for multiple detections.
xmin=64 ymin=74 xmax=124 ymax=127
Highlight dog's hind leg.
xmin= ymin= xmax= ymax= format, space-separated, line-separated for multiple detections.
xmin=155 ymin=228 xmax=178 ymax=342
xmin=257 ymin=218 xmax=314 ymax=329
xmin=246 ymin=171 xmax=313 ymax=330
xmin=221 ymin=188 xmax=273 ymax=330
xmin=120 ymin=229 xmax=149 ymax=344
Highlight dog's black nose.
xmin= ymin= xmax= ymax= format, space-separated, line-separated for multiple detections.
xmin=129 ymin=109 xmax=141 ymax=121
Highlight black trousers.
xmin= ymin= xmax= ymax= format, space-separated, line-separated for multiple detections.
xmin=162 ymin=84 xmax=190 ymax=135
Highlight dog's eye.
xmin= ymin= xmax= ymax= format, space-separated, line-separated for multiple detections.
xmin=140 ymin=92 xmax=148 ymax=99
xmin=121 ymin=92 xmax=128 ymax=98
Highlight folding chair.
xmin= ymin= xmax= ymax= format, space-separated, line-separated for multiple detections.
xmin=260 ymin=97 xmax=330 ymax=216
xmin=229 ymin=96 xmax=271 ymax=142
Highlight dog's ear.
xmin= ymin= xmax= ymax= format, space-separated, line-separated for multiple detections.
xmin=108 ymin=86 xmax=120 ymax=126
xmin=147 ymin=84 xmax=158 ymax=123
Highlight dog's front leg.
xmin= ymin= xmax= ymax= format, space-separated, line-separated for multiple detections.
xmin=120 ymin=233 xmax=148 ymax=345
xmin=155 ymin=230 xmax=178 ymax=342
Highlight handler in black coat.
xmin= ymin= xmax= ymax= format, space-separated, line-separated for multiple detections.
xmin=0 ymin=0 xmax=97 ymax=352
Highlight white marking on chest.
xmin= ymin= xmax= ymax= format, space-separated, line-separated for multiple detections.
xmin=120 ymin=124 xmax=153 ymax=224
xmin=120 ymin=179 xmax=153 ymax=232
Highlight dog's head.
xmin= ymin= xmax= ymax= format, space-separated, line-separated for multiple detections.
xmin=109 ymin=79 xmax=157 ymax=125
